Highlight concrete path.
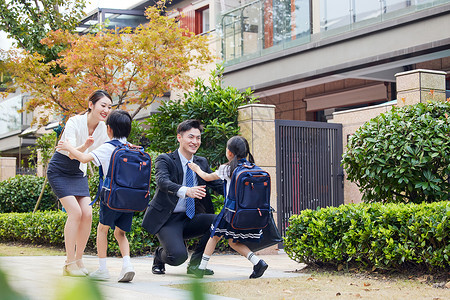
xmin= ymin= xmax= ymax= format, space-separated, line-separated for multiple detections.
xmin=0 ymin=251 xmax=307 ymax=300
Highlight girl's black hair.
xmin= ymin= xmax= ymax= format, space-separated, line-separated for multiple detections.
xmin=226 ymin=136 xmax=255 ymax=177
xmin=87 ymin=90 xmax=112 ymax=112
xmin=106 ymin=109 xmax=132 ymax=139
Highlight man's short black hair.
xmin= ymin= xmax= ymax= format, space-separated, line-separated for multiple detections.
xmin=106 ymin=109 xmax=132 ymax=139
xmin=177 ymin=119 xmax=203 ymax=135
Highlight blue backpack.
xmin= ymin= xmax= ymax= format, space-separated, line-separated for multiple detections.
xmin=223 ymin=159 xmax=271 ymax=230
xmin=95 ymin=140 xmax=152 ymax=212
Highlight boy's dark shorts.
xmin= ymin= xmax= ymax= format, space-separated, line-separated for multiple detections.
xmin=99 ymin=201 xmax=134 ymax=232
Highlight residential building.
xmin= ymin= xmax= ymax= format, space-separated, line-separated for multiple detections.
xmin=218 ymin=0 xmax=450 ymax=120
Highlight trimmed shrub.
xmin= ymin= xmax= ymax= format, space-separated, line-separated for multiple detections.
xmin=342 ymin=101 xmax=450 ymax=203
xmin=0 ymin=210 xmax=158 ymax=256
xmin=284 ymin=201 xmax=450 ymax=271
xmin=0 ymin=175 xmax=57 ymax=213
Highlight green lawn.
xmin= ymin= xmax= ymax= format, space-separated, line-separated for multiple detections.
xmin=0 ymin=242 xmax=65 ymax=256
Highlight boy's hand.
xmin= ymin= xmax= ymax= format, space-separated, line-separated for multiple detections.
xmin=84 ymin=136 xmax=94 ymax=148
xmin=56 ymin=139 xmax=72 ymax=151
xmin=188 ymin=162 xmax=200 ymax=173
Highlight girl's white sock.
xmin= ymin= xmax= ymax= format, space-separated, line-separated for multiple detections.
xmin=246 ymin=252 xmax=260 ymax=265
xmin=198 ymin=254 xmax=211 ymax=270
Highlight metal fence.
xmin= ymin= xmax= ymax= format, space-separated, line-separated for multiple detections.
xmin=275 ymin=120 xmax=344 ymax=237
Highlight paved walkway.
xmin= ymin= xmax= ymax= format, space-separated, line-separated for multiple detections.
xmin=0 ymin=251 xmax=307 ymax=300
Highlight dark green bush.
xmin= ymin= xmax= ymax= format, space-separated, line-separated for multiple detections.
xmin=0 ymin=175 xmax=57 ymax=213
xmin=284 ymin=201 xmax=450 ymax=271
xmin=342 ymin=101 xmax=450 ymax=203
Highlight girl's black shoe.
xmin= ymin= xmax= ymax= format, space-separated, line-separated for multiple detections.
xmin=249 ymin=260 xmax=268 ymax=279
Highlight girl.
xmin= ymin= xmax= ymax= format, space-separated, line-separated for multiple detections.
xmin=47 ymin=90 xmax=112 ymax=276
xmin=188 ymin=136 xmax=268 ymax=279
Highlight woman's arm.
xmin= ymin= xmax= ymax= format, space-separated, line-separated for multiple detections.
xmin=56 ymin=140 xmax=94 ymax=164
xmin=188 ymin=162 xmax=220 ymax=182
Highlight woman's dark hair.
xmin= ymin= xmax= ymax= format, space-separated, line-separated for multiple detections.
xmin=177 ymin=119 xmax=203 ymax=134
xmin=87 ymin=90 xmax=112 ymax=112
xmin=226 ymin=136 xmax=255 ymax=177
xmin=106 ymin=109 xmax=132 ymax=139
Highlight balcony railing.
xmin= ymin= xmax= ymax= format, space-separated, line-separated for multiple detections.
xmin=220 ymin=0 xmax=311 ymax=65
xmin=220 ymin=0 xmax=450 ymax=66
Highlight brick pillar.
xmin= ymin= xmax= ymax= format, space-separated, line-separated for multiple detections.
xmin=238 ymin=104 xmax=278 ymax=253
xmin=0 ymin=157 xmax=16 ymax=181
xmin=395 ymin=69 xmax=447 ymax=107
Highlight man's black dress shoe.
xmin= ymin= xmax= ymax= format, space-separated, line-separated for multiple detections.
xmin=249 ymin=259 xmax=268 ymax=279
xmin=152 ymin=247 xmax=165 ymax=275
xmin=187 ymin=265 xmax=214 ymax=276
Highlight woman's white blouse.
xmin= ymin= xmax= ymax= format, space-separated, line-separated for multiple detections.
xmin=57 ymin=113 xmax=109 ymax=176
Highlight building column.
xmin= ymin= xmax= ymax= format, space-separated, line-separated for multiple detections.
xmin=238 ymin=104 xmax=278 ymax=252
xmin=0 ymin=157 xmax=16 ymax=181
xmin=395 ymin=69 xmax=447 ymax=107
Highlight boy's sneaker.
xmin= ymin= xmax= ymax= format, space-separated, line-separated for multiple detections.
xmin=89 ymin=268 xmax=110 ymax=281
xmin=118 ymin=265 xmax=135 ymax=282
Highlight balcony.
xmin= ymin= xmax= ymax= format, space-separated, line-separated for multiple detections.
xmin=220 ymin=0 xmax=450 ymax=66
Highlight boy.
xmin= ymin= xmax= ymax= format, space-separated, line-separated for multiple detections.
xmin=56 ymin=109 xmax=135 ymax=282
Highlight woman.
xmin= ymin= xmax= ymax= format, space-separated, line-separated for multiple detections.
xmin=47 ymin=90 xmax=112 ymax=276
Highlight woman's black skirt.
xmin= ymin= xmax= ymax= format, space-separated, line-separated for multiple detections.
xmin=47 ymin=151 xmax=90 ymax=199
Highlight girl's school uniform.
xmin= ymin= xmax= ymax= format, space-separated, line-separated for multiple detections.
xmin=210 ymin=164 xmax=262 ymax=242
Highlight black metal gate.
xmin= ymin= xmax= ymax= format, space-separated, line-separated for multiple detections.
xmin=275 ymin=120 xmax=344 ymax=237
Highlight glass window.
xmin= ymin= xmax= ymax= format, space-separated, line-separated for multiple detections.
xmin=202 ymin=8 xmax=210 ymax=33
xmin=0 ymin=95 xmax=22 ymax=136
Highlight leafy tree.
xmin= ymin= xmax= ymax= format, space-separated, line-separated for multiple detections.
xmin=3 ymin=5 xmax=213 ymax=124
xmin=342 ymin=101 xmax=450 ymax=204
xmin=0 ymin=0 xmax=86 ymax=64
xmin=28 ymin=132 xmax=56 ymax=174
xmin=144 ymin=65 xmax=258 ymax=168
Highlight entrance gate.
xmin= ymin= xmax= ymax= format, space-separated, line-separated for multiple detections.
xmin=275 ymin=120 xmax=344 ymax=237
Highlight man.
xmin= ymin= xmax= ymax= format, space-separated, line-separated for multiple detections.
xmin=142 ymin=119 xmax=223 ymax=275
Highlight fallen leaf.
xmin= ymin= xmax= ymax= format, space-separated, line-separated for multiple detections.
xmin=363 ymin=289 xmax=370 ymax=292
xmin=336 ymin=292 xmax=341 ymax=296
xmin=363 ymin=283 xmax=371 ymax=287
xmin=355 ymin=293 xmax=362 ymax=298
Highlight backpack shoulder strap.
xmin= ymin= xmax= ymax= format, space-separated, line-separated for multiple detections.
xmin=106 ymin=140 xmax=123 ymax=147
xmin=90 ymin=140 xmax=122 ymax=206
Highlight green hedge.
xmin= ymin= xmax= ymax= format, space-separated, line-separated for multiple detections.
xmin=284 ymin=201 xmax=450 ymax=271
xmin=0 ymin=175 xmax=57 ymax=213
xmin=0 ymin=207 xmax=230 ymax=256
xmin=0 ymin=209 xmax=158 ymax=256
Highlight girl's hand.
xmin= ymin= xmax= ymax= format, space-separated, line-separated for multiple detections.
xmin=56 ymin=139 xmax=72 ymax=151
xmin=188 ymin=162 xmax=200 ymax=173
xmin=84 ymin=136 xmax=94 ymax=148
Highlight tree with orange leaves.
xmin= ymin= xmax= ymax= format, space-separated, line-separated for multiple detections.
xmin=3 ymin=5 xmax=213 ymax=124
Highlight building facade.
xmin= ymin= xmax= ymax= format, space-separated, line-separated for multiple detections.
xmin=219 ymin=0 xmax=450 ymax=121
